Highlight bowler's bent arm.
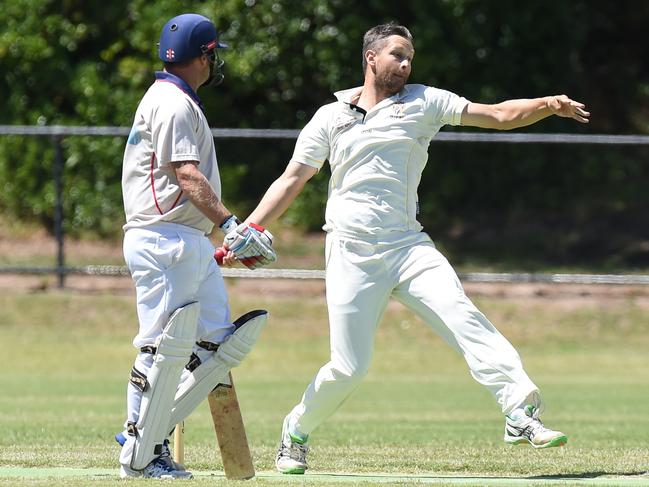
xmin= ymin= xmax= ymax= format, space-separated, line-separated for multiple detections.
xmin=246 ymin=161 xmax=318 ymax=228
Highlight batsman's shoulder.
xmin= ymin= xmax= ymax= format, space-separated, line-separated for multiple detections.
xmin=159 ymin=98 xmax=202 ymax=128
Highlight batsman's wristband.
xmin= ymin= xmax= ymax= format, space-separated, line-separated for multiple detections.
xmin=219 ymin=214 xmax=241 ymax=235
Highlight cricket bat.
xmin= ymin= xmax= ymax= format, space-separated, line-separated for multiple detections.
xmin=172 ymin=421 xmax=184 ymax=465
xmin=207 ymin=372 xmax=255 ymax=480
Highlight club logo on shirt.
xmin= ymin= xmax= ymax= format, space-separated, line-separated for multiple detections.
xmin=331 ymin=114 xmax=358 ymax=138
xmin=333 ymin=114 xmax=357 ymax=130
xmin=390 ymin=102 xmax=405 ymax=118
xmin=127 ymin=126 xmax=141 ymax=145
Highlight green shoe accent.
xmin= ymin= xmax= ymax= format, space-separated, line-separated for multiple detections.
xmin=506 ymin=435 xmax=568 ymax=448
xmin=524 ymin=404 xmax=536 ymax=415
xmin=506 ymin=439 xmax=528 ymax=446
xmin=279 ymin=466 xmax=306 ymax=475
xmin=288 ymin=431 xmax=307 ymax=445
xmin=539 ymin=435 xmax=568 ymax=449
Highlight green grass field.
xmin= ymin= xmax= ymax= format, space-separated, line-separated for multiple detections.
xmin=0 ymin=279 xmax=648 ymax=486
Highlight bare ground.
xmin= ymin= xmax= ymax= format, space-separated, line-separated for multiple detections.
xmin=4 ymin=273 xmax=649 ymax=314
xmin=3 ymin=221 xmax=649 ymax=308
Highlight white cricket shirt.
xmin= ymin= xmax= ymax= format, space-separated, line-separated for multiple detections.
xmin=292 ymin=84 xmax=469 ymax=238
xmin=122 ymin=72 xmax=221 ymax=234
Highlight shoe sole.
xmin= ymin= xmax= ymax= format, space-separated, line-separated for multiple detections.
xmin=277 ymin=466 xmax=306 ymax=475
xmin=505 ymin=435 xmax=568 ymax=449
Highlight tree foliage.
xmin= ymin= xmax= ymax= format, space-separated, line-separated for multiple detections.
xmin=0 ymin=0 xmax=648 ymax=266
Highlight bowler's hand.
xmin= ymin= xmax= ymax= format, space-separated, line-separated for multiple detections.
xmin=547 ymin=95 xmax=590 ymax=123
xmin=222 ymin=251 xmax=238 ymax=267
xmin=214 ymin=247 xmax=238 ymax=267
xmin=222 ymin=223 xmax=277 ymax=270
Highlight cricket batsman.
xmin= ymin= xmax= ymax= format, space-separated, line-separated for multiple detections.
xmin=117 ymin=13 xmax=275 ymax=478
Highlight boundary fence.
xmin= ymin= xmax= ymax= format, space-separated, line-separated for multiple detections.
xmin=2 ymin=125 xmax=649 ymax=288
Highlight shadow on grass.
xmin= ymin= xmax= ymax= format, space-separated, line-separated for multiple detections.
xmin=278 ymin=470 xmax=649 ymax=481
xmin=528 ymin=471 xmax=648 ymax=480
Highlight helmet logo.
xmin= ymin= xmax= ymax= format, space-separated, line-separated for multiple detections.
xmin=166 ymin=48 xmax=175 ymax=60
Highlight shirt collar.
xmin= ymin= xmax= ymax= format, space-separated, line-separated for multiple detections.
xmin=334 ymin=87 xmax=363 ymax=104
xmin=154 ymin=71 xmax=204 ymax=112
xmin=334 ymin=85 xmax=409 ymax=110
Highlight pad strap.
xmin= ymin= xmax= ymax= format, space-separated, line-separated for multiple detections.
xmin=129 ymin=367 xmax=149 ymax=393
xmin=185 ymin=352 xmax=201 ymax=373
xmin=197 ymin=340 xmax=220 ymax=351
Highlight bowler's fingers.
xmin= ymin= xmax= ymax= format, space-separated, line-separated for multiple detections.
xmin=221 ymin=251 xmax=238 ymax=267
xmin=570 ymin=102 xmax=590 ymax=123
xmin=554 ymin=96 xmax=590 ymax=123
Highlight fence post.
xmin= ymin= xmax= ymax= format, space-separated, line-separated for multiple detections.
xmin=52 ymin=135 xmax=65 ymax=288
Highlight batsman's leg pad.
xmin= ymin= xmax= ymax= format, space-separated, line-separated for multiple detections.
xmin=218 ymin=309 xmax=268 ymax=366
xmin=130 ymin=302 xmax=199 ymax=471
xmin=168 ymin=309 xmax=268 ymax=429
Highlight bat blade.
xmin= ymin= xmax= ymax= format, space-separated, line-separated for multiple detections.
xmin=207 ymin=372 xmax=255 ymax=480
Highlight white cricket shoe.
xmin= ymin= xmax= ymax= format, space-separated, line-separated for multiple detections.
xmin=504 ymin=405 xmax=567 ymax=449
xmin=119 ymin=456 xmax=193 ymax=479
xmin=276 ymin=415 xmax=309 ymax=474
xmin=115 ymin=432 xmax=193 ymax=479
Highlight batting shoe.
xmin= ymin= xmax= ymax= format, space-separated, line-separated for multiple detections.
xmin=276 ymin=415 xmax=309 ymax=474
xmin=119 ymin=457 xmax=193 ymax=479
xmin=115 ymin=432 xmax=193 ymax=479
xmin=504 ymin=405 xmax=568 ymax=449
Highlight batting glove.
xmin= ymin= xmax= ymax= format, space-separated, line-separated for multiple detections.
xmin=223 ymin=223 xmax=277 ymax=270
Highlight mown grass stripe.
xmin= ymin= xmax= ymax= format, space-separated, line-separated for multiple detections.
xmin=0 ymin=468 xmax=647 ymax=485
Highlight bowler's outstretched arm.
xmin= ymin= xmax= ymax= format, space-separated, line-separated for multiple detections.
xmin=461 ymin=95 xmax=590 ymax=130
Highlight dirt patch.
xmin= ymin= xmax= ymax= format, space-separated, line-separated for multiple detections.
xmin=466 ymin=281 xmax=649 ymax=310
xmin=3 ymin=219 xmax=649 ymax=307
xmin=4 ymin=273 xmax=649 ymax=311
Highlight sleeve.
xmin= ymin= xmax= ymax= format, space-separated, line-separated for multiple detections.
xmin=424 ymin=86 xmax=470 ymax=127
xmin=290 ymin=105 xmax=331 ymax=171
xmin=150 ymin=98 xmax=200 ymax=167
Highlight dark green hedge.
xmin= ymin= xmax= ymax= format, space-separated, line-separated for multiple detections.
xmin=1 ymin=0 xmax=648 ymax=267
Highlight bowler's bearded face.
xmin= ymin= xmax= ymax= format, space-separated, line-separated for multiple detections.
xmin=372 ymin=35 xmax=414 ymax=95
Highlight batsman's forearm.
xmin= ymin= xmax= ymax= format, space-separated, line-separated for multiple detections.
xmin=180 ymin=174 xmax=231 ymax=226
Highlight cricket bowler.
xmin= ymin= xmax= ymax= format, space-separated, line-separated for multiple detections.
xmin=241 ymin=22 xmax=590 ymax=474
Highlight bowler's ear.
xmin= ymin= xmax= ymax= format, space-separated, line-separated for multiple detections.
xmin=365 ymin=49 xmax=377 ymax=68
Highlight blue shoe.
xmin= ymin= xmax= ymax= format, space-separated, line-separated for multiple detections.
xmin=115 ymin=432 xmax=126 ymax=446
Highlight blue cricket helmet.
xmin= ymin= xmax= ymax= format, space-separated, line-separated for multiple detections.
xmin=158 ymin=13 xmax=227 ymax=63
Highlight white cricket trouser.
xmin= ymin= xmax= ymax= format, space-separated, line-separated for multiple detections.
xmin=289 ymin=231 xmax=538 ymax=436
xmin=122 ymin=222 xmax=234 ymax=427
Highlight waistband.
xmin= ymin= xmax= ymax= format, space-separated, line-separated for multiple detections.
xmin=326 ymin=229 xmax=432 ymax=247
xmin=124 ymin=221 xmax=207 ymax=238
